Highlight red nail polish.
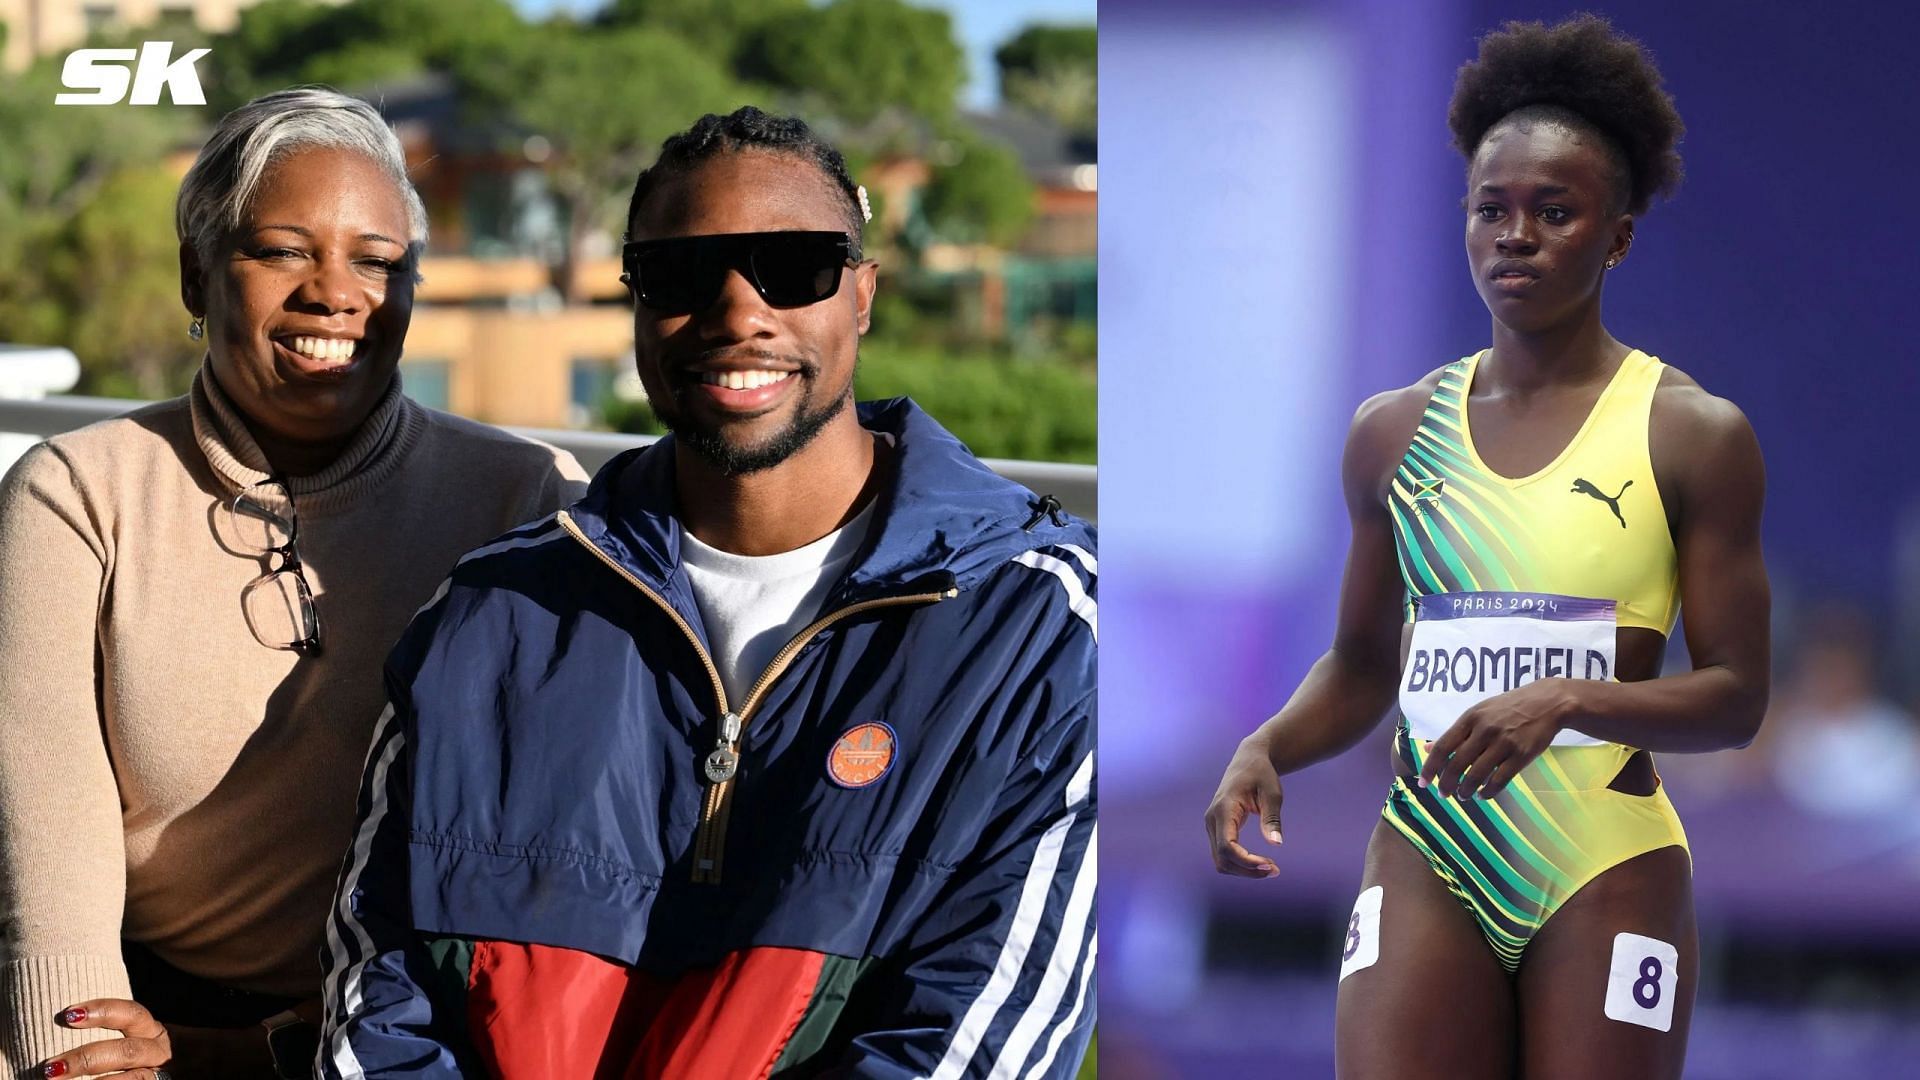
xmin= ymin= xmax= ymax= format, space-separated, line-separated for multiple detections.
xmin=59 ymin=1006 xmax=86 ymax=1025
xmin=43 ymin=1061 xmax=69 ymax=1078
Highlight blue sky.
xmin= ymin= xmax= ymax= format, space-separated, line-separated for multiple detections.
xmin=510 ymin=0 xmax=1095 ymax=109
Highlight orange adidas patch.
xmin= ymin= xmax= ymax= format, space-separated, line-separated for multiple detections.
xmin=827 ymin=722 xmax=896 ymax=788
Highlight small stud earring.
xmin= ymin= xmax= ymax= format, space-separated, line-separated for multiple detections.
xmin=1604 ymin=259 xmax=1618 ymax=270
xmin=188 ymin=316 xmax=205 ymax=341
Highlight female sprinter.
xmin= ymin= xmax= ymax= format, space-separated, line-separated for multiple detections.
xmin=1202 ymin=16 xmax=1768 ymax=1078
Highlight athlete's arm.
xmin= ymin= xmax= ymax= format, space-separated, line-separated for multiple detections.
xmin=1203 ymin=387 xmax=1423 ymax=877
xmin=1422 ymin=384 xmax=1770 ymax=797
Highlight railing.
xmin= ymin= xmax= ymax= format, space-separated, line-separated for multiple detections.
xmin=0 ymin=395 xmax=1098 ymax=520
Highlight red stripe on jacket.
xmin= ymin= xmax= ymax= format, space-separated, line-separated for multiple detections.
xmin=467 ymin=941 xmax=827 ymax=1079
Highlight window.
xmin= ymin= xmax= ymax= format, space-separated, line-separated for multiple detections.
xmin=82 ymin=4 xmax=119 ymax=34
xmin=464 ymin=169 xmax=566 ymax=261
xmin=405 ymin=359 xmax=451 ymax=411
xmin=569 ymin=358 xmax=615 ymax=428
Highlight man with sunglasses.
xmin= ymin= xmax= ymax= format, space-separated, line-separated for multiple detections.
xmin=320 ymin=108 xmax=1096 ymax=1078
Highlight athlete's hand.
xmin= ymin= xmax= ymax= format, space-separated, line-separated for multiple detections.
xmin=1204 ymin=735 xmax=1285 ymax=878
xmin=1420 ymin=678 xmax=1578 ymax=798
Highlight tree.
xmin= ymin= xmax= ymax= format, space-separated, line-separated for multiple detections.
xmin=747 ymin=0 xmax=965 ymax=125
xmin=600 ymin=0 xmax=806 ymax=64
xmin=200 ymin=0 xmax=344 ymax=109
xmin=62 ymin=166 xmax=203 ymax=397
xmin=508 ymin=26 xmax=748 ymax=299
xmin=203 ymin=0 xmax=525 ymax=111
xmin=0 ymin=58 xmax=196 ymax=390
xmin=919 ymin=135 xmax=1034 ymax=247
xmin=995 ymin=24 xmax=1096 ymax=136
xmin=0 ymin=46 xmax=197 ymax=223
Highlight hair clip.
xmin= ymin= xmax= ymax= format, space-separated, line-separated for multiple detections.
xmin=857 ymin=185 xmax=873 ymax=224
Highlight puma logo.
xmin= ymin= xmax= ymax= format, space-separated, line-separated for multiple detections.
xmin=1571 ymin=478 xmax=1632 ymax=528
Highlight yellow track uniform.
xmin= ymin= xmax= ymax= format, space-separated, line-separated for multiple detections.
xmin=1382 ymin=348 xmax=1689 ymax=972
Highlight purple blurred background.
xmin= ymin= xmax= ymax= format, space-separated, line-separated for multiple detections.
xmin=1100 ymin=1 xmax=1920 ymax=1075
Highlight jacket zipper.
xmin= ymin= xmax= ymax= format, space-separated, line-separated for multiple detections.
xmin=558 ymin=511 xmax=958 ymax=884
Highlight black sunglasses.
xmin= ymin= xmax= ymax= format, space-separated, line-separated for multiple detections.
xmin=620 ymin=231 xmax=859 ymax=314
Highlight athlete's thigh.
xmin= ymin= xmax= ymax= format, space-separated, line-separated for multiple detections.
xmin=1335 ymin=817 xmax=1515 ymax=1080
xmin=1516 ymin=844 xmax=1697 ymax=1080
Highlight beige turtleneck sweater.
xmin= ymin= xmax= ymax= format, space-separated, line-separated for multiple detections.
xmin=0 ymin=367 xmax=589 ymax=1068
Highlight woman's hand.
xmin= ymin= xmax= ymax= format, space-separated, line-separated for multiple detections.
xmin=1204 ymin=735 xmax=1287 ymax=878
xmin=43 ymin=999 xmax=169 ymax=1078
xmin=1418 ymin=677 xmax=1577 ymax=798
xmin=43 ymin=1000 xmax=283 ymax=1079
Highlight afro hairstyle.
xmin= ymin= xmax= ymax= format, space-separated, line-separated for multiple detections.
xmin=1448 ymin=14 xmax=1684 ymax=215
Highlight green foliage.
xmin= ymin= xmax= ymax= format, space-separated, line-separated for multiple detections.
xmin=204 ymin=0 xmax=524 ymax=109
xmin=867 ymin=280 xmax=958 ymax=349
xmin=601 ymin=394 xmax=668 ymax=437
xmin=0 ymin=160 xmax=198 ymax=398
xmin=601 ymin=0 xmax=806 ymax=63
xmin=996 ymin=24 xmax=1097 ymax=137
xmin=510 ymin=26 xmax=749 ymax=240
xmin=996 ymin=24 xmax=1098 ymax=80
xmin=748 ymin=0 xmax=965 ymax=124
xmin=0 ymin=60 xmax=198 ymax=395
xmin=297 ymin=42 xmax=429 ymax=92
xmin=920 ymin=137 xmax=1035 ymax=247
xmin=201 ymin=0 xmax=332 ymax=107
xmin=1045 ymin=318 xmax=1098 ymax=365
xmin=64 ymin=166 xmax=202 ymax=397
xmin=853 ymin=342 xmax=1092 ymax=463
xmin=0 ymin=62 xmax=195 ymax=223
xmin=511 ymin=27 xmax=746 ymax=182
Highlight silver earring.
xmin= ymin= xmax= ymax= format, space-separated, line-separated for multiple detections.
xmin=188 ymin=316 xmax=205 ymax=341
xmin=1604 ymin=259 xmax=1618 ymax=270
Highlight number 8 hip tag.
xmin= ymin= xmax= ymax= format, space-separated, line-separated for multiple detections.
xmin=1339 ymin=886 xmax=1383 ymax=982
xmin=1604 ymin=932 xmax=1679 ymax=1032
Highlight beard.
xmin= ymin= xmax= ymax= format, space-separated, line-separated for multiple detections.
xmin=657 ymin=352 xmax=854 ymax=477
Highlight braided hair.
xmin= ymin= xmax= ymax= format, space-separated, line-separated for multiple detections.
xmin=625 ymin=106 xmax=865 ymax=252
xmin=1448 ymin=14 xmax=1684 ymax=215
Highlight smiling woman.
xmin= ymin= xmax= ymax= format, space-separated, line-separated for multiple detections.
xmin=0 ymin=87 xmax=588 ymax=1078
xmin=177 ymin=110 xmax=428 ymax=473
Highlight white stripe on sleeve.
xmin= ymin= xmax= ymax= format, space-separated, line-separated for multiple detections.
xmin=320 ymin=706 xmax=405 ymax=1080
xmin=1021 ymin=928 xmax=1097 ymax=1080
xmin=1012 ymin=551 xmax=1097 ymax=641
xmin=989 ymin=822 xmax=1098 ymax=1078
xmin=1053 ymin=544 xmax=1097 ymax=577
xmin=926 ymin=751 xmax=1095 ymax=1080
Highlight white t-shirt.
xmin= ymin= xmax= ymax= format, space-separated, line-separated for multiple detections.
xmin=679 ymin=500 xmax=878 ymax=709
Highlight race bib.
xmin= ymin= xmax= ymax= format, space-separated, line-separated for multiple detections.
xmin=1399 ymin=592 xmax=1615 ymax=746
xmin=1604 ymin=932 xmax=1680 ymax=1032
xmin=1338 ymin=885 xmax=1383 ymax=982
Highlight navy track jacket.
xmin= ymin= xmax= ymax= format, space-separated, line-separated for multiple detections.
xmin=319 ymin=400 xmax=1096 ymax=1078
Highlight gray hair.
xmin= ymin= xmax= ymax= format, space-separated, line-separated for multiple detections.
xmin=175 ymin=86 xmax=429 ymax=276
